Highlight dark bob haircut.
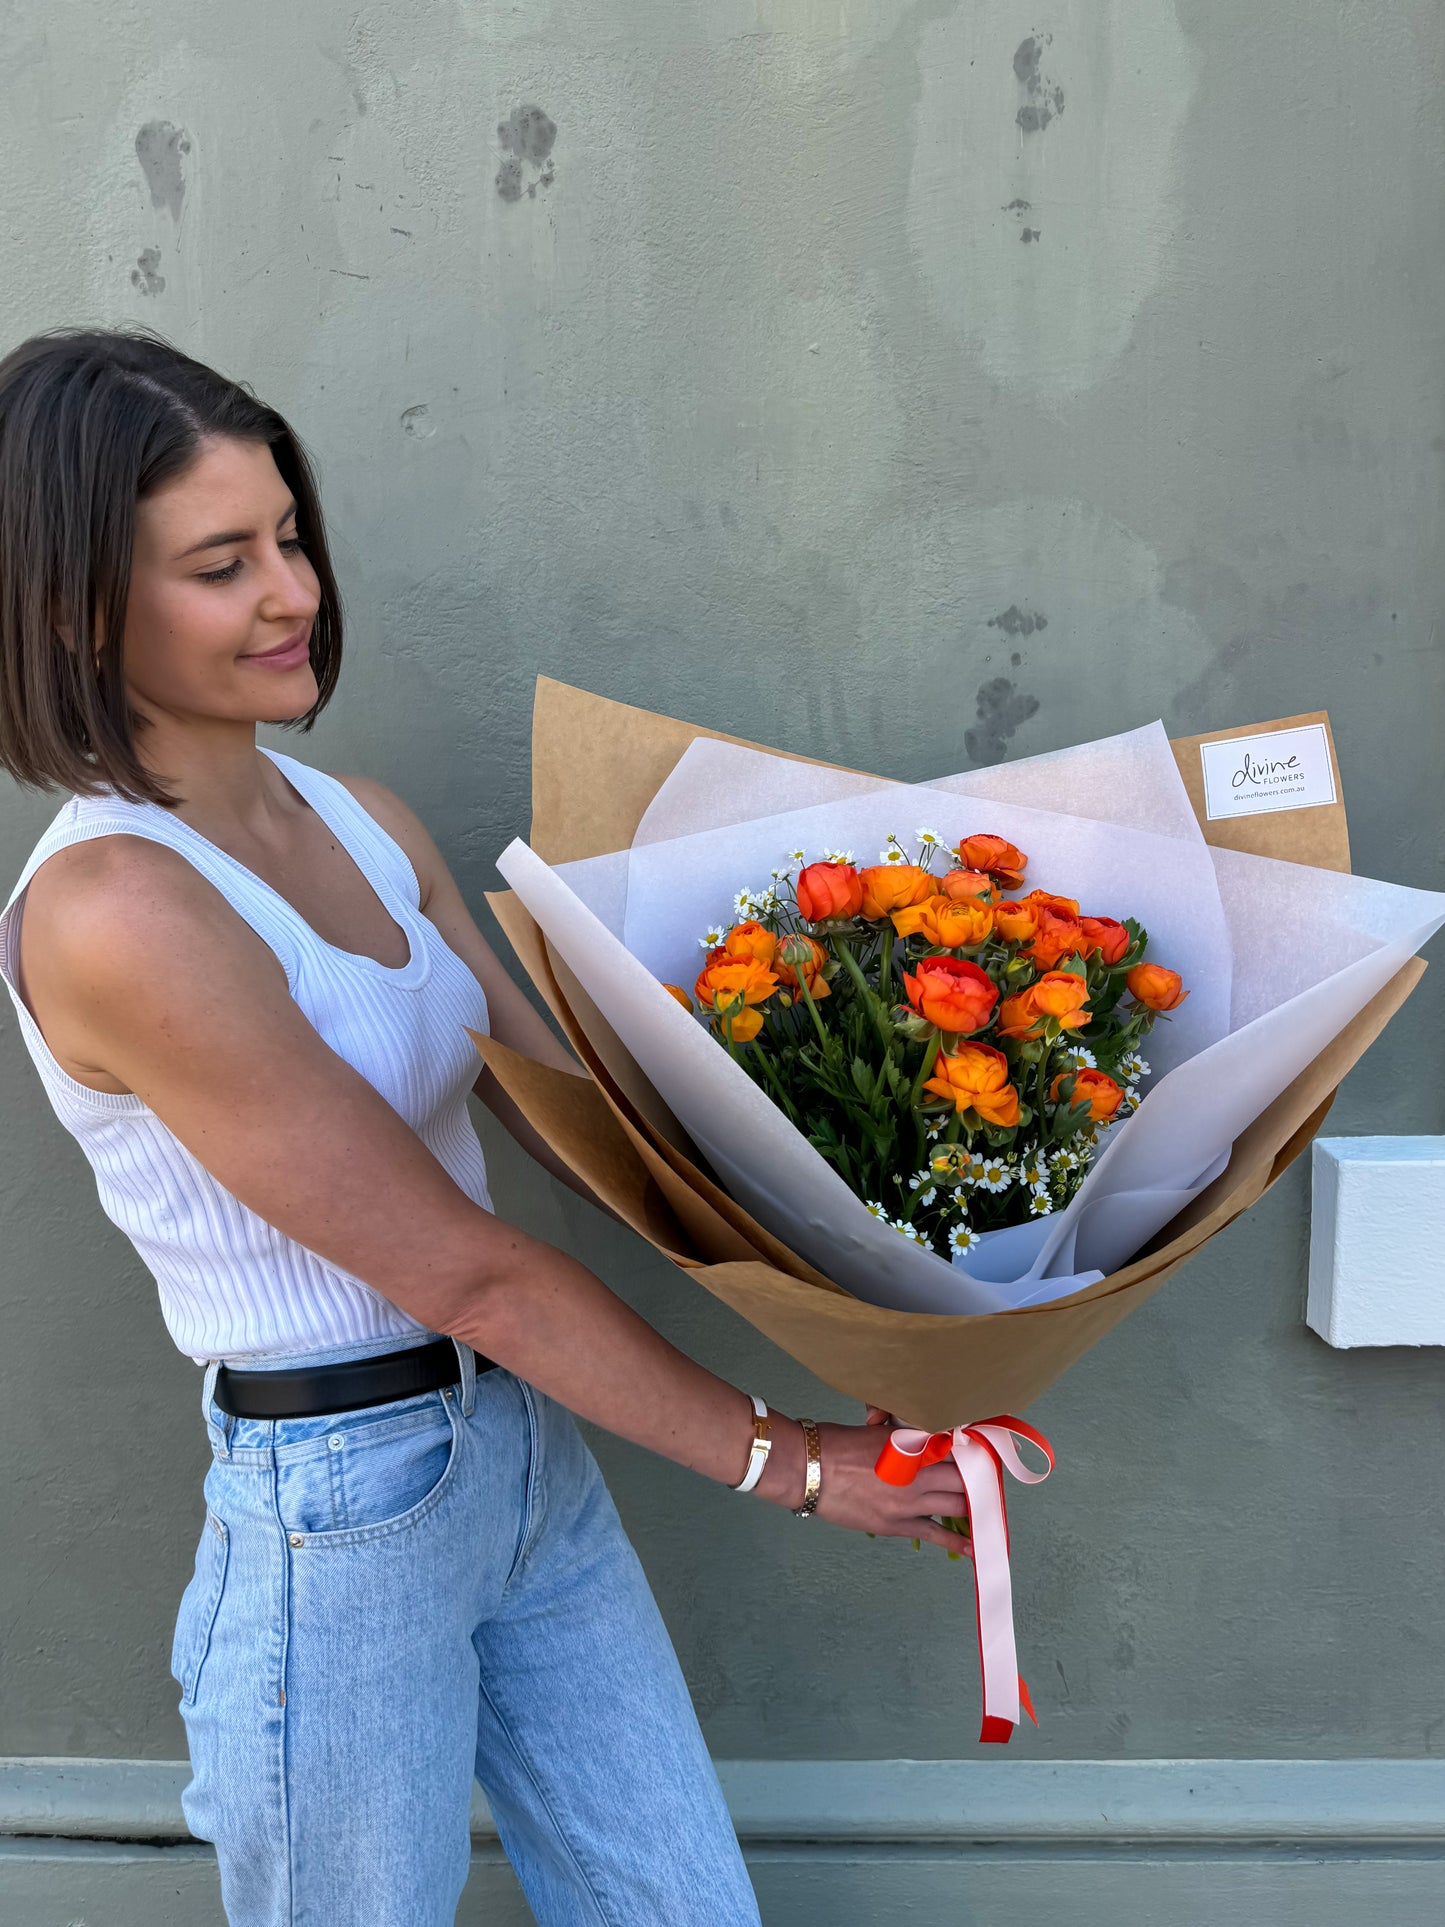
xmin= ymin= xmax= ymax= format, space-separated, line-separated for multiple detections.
xmin=0 ymin=327 xmax=342 ymax=806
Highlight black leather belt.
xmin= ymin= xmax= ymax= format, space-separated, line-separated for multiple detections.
xmin=213 ymin=1338 xmax=495 ymax=1421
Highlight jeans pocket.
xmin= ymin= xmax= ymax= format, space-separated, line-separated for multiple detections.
xmin=280 ymin=1396 xmax=463 ymax=1546
xmin=171 ymin=1512 xmax=229 ymax=1706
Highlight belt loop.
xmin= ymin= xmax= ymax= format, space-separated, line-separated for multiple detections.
xmin=455 ymin=1338 xmax=476 ymax=1417
xmin=202 ymin=1360 xmax=233 ymax=1459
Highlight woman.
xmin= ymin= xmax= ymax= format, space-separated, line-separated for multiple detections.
xmin=0 ymin=330 xmax=967 ymax=1926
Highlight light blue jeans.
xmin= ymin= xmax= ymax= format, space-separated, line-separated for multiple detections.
xmin=175 ymin=1338 xmax=760 ymax=1926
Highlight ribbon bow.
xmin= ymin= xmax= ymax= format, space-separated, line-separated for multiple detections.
xmin=874 ymin=1416 xmax=1055 ymax=1744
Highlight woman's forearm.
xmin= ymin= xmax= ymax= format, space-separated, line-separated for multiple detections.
xmin=402 ymin=1224 xmax=809 ymax=1509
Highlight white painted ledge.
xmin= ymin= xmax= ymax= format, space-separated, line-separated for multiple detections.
xmin=5 ymin=1757 xmax=1445 ymax=1847
xmin=1308 ymin=1137 xmax=1445 ymax=1348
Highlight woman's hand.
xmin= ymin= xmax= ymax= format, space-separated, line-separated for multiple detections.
xmin=756 ymin=1413 xmax=970 ymax=1554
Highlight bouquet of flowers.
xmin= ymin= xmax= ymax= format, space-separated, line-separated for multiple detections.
xmin=477 ymin=680 xmax=1443 ymax=1741
xmin=678 ymin=833 xmax=1188 ymax=1267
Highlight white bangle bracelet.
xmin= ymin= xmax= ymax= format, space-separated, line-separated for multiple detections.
xmin=733 ymin=1393 xmax=773 ymax=1493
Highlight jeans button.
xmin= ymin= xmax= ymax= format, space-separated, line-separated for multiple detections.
xmin=328 ymin=1435 xmax=344 ymax=1450
xmin=289 ymin=1533 xmax=304 ymax=1548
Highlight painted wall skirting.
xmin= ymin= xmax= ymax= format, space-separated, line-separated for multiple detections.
xmin=5 ymin=1755 xmax=1445 ymax=1848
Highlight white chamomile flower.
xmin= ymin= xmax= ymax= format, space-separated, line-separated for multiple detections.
xmin=770 ymin=867 xmax=787 ymax=881
xmin=755 ymin=889 xmax=780 ymax=914
xmin=789 ymin=848 xmax=806 ymax=865
xmin=1061 ymin=1046 xmax=1097 ymax=1071
xmin=1028 ymin=1190 xmax=1056 ymax=1217
xmin=915 ymin=1186 xmax=937 ymax=1208
xmin=1018 ymin=1158 xmax=1048 ymax=1189
xmin=949 ymin=1224 xmax=979 ymax=1257
xmin=698 ymin=926 xmax=726 ymax=951
xmin=925 ymin=1122 xmax=944 ymax=1142
xmin=824 ymin=848 xmax=855 ymax=865
xmin=864 ymin=1200 xmax=889 ymax=1221
xmin=917 ymin=829 xmax=942 ymax=849
xmin=1124 ymin=1053 xmax=1150 ymax=1081
xmin=1052 ymin=1148 xmax=1081 ymax=1174
xmin=891 ymin=1219 xmax=924 ymax=1243
xmin=881 ymin=845 xmax=907 ymax=864
xmin=978 ymin=1159 xmax=1013 ymax=1194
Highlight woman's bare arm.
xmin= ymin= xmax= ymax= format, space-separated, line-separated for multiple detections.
xmin=22 ymin=833 xmax=971 ymax=1543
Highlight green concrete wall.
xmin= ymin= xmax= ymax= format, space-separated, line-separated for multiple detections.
xmin=2 ymin=0 xmax=1443 ymax=1809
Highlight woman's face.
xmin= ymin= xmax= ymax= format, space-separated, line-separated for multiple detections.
xmin=120 ymin=435 xmax=322 ymax=728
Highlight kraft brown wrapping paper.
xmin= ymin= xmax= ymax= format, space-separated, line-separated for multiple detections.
xmin=482 ymin=681 xmax=1421 ymax=1430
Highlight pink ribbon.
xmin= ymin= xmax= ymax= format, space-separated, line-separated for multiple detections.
xmin=874 ymin=1416 xmax=1054 ymax=1743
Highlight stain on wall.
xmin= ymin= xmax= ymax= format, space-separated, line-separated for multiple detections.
xmin=130 ymin=245 xmax=165 ymax=295
xmin=988 ymin=604 xmax=1048 ymax=636
xmin=496 ymin=103 xmax=556 ymax=202
xmin=966 ymin=675 xmax=1041 ymax=762
xmin=134 ymin=120 xmax=190 ymax=220
xmin=1013 ymin=33 xmax=1065 ymax=133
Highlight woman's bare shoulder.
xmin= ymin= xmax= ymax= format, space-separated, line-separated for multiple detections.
xmin=21 ymin=832 xmax=273 ymax=989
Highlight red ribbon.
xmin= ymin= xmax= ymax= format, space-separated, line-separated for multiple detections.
xmin=875 ymin=1416 xmax=1054 ymax=1744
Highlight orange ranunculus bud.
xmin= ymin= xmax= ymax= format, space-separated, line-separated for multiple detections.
xmin=858 ymin=863 xmax=936 ymax=921
xmin=1127 ymin=962 xmax=1188 ymax=1011
xmin=940 ymin=868 xmax=994 ymax=902
xmin=1079 ymin=915 xmax=1130 ymax=965
xmin=1022 ymin=888 xmax=1081 ymax=915
xmin=795 ymin=861 xmax=863 ymax=923
xmin=722 ymin=919 xmax=777 ymax=968
xmin=991 ymin=898 xmax=1040 ymax=945
xmin=903 ymin=955 xmax=998 ymax=1033
xmin=1028 ymin=903 xmax=1087 ymax=970
xmin=924 ymin=1042 xmax=1020 ymax=1127
xmin=694 ymin=954 xmax=779 ymax=1036
xmin=1050 ymin=1066 xmax=1124 ymax=1121
xmin=954 ymin=835 xmax=1027 ymax=890
xmin=996 ymin=989 xmax=1045 ymax=1040
xmin=892 ymin=895 xmax=993 ymax=949
xmin=663 ymin=983 xmax=693 ymax=1012
xmin=1028 ymin=971 xmax=1091 ymax=1030
xmin=775 ymin=933 xmax=832 ymax=1001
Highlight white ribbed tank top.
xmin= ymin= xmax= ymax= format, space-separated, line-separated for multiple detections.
xmin=0 ymin=749 xmax=493 ymax=1365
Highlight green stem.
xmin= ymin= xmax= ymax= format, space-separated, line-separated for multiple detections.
xmin=908 ymin=1029 xmax=944 ymax=1113
xmin=835 ymin=939 xmax=895 ymax=1050
xmin=879 ymin=926 xmax=895 ymax=1000
xmin=793 ymin=971 xmax=834 ymax=1056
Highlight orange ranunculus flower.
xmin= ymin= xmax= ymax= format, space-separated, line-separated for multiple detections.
xmin=940 ymin=868 xmax=994 ymax=902
xmin=1079 ymin=915 xmax=1130 ymax=965
xmin=954 ymin=835 xmax=1027 ymax=890
xmin=663 ymin=983 xmax=693 ymax=1012
xmin=891 ymin=895 xmax=993 ymax=949
xmin=1028 ymin=971 xmax=1091 ymax=1030
xmin=1050 ymin=1066 xmax=1124 ymax=1122
xmin=991 ymin=898 xmax=1040 ymax=945
xmin=721 ymin=919 xmax=777 ymax=968
xmin=775 ymin=933 xmax=831 ymax=1001
xmin=859 ymin=863 xmax=936 ymax=921
xmin=1022 ymin=888 xmax=1081 ymax=916
xmin=1127 ymin=962 xmax=1188 ymax=1011
xmin=903 ymin=955 xmax=998 ymax=1033
xmin=1028 ymin=903 xmax=1087 ymax=970
xmin=924 ymin=1043 xmax=1020 ymax=1127
xmin=997 ymin=989 xmax=1046 ymax=1040
xmin=795 ymin=861 xmax=863 ymax=923
xmin=694 ymin=954 xmax=778 ymax=1041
